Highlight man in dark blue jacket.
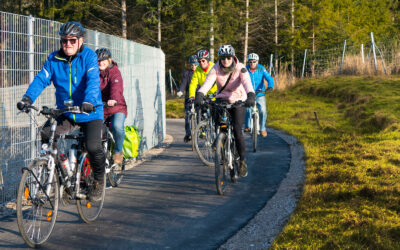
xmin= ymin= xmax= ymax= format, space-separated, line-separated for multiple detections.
xmin=17 ymin=21 xmax=105 ymax=202
xmin=244 ymin=53 xmax=274 ymax=137
xmin=177 ymin=55 xmax=198 ymax=142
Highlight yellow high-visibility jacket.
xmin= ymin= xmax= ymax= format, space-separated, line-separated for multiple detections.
xmin=188 ymin=61 xmax=217 ymax=98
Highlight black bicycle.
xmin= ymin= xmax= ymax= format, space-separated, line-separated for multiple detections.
xmin=103 ymin=102 xmax=125 ymax=187
xmin=214 ymin=101 xmax=245 ymax=195
xmin=16 ymin=101 xmax=106 ymax=248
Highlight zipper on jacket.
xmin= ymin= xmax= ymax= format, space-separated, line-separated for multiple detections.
xmin=68 ymin=62 xmax=76 ymax=122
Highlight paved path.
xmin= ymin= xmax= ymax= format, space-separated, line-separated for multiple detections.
xmin=0 ymin=119 xmax=290 ymax=249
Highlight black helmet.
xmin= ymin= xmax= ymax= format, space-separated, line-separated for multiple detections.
xmin=197 ymin=49 xmax=210 ymax=61
xmin=59 ymin=21 xmax=85 ymax=37
xmin=95 ymin=48 xmax=112 ymax=61
xmin=189 ymin=55 xmax=198 ymax=65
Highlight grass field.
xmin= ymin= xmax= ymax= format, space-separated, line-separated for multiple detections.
xmin=166 ymin=76 xmax=400 ymax=248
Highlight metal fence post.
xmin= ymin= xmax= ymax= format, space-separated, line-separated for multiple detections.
xmin=371 ymin=32 xmax=378 ymax=71
xmin=269 ymin=54 xmax=274 ymax=76
xmin=361 ymin=44 xmax=365 ymax=64
xmin=169 ymin=69 xmax=173 ymax=95
xmin=94 ymin=30 xmax=99 ymax=50
xmin=28 ymin=15 xmax=36 ymax=159
xmin=301 ymin=49 xmax=307 ymax=78
xmin=340 ymin=40 xmax=347 ymax=74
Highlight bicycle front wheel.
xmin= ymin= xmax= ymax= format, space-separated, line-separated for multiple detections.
xmin=215 ymin=133 xmax=229 ymax=195
xmin=107 ymin=159 xmax=125 ymax=187
xmin=17 ymin=159 xmax=59 ymax=248
xmin=190 ymin=113 xmax=196 ymax=151
xmin=194 ymin=121 xmax=215 ymax=167
xmin=76 ymin=154 xmax=105 ymax=223
xmin=252 ymin=113 xmax=258 ymax=152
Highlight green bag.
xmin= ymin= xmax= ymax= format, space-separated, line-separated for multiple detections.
xmin=123 ymin=125 xmax=140 ymax=159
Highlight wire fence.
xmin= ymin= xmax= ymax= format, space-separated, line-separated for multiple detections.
xmin=267 ymin=33 xmax=400 ymax=90
xmin=0 ymin=11 xmax=166 ymax=215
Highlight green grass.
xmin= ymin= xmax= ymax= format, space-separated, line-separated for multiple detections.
xmin=166 ymin=77 xmax=400 ymax=248
xmin=166 ymin=98 xmax=185 ymax=118
xmin=268 ymin=76 xmax=400 ymax=249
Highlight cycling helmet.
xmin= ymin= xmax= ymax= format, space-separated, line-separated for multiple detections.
xmin=218 ymin=45 xmax=235 ymax=57
xmin=197 ymin=49 xmax=210 ymax=61
xmin=248 ymin=53 xmax=259 ymax=61
xmin=95 ymin=48 xmax=112 ymax=61
xmin=59 ymin=21 xmax=85 ymax=37
xmin=189 ymin=55 xmax=198 ymax=65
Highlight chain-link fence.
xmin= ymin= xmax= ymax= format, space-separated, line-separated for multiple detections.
xmin=0 ymin=11 xmax=166 ymax=214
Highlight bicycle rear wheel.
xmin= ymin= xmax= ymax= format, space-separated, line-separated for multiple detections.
xmin=215 ymin=133 xmax=229 ymax=195
xmin=76 ymin=154 xmax=105 ymax=223
xmin=194 ymin=120 xmax=215 ymax=167
xmin=252 ymin=113 xmax=258 ymax=152
xmin=17 ymin=159 xmax=59 ymax=248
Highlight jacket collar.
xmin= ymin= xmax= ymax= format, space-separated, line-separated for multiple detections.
xmin=55 ymin=45 xmax=85 ymax=62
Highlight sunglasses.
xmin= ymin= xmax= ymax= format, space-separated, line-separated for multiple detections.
xmin=249 ymin=60 xmax=257 ymax=64
xmin=220 ymin=56 xmax=232 ymax=61
xmin=61 ymin=38 xmax=78 ymax=45
xmin=199 ymin=59 xmax=207 ymax=63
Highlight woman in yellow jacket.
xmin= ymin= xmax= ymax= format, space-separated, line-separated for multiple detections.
xmin=188 ymin=49 xmax=218 ymax=99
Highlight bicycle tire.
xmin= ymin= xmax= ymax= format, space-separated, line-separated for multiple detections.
xmin=107 ymin=160 xmax=125 ymax=187
xmin=76 ymin=154 xmax=105 ymax=223
xmin=190 ymin=113 xmax=196 ymax=151
xmin=194 ymin=120 xmax=215 ymax=167
xmin=105 ymin=137 xmax=125 ymax=187
xmin=17 ymin=159 xmax=59 ymax=248
xmin=215 ymin=133 xmax=229 ymax=195
xmin=252 ymin=113 xmax=258 ymax=152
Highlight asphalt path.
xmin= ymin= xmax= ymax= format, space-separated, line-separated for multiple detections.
xmin=0 ymin=119 xmax=290 ymax=249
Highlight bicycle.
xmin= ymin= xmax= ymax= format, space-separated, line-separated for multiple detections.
xmin=214 ymin=101 xmax=245 ymax=195
xmin=193 ymin=97 xmax=216 ymax=167
xmin=16 ymin=101 xmax=106 ymax=248
xmin=248 ymin=90 xmax=267 ymax=152
xmin=103 ymin=102 xmax=125 ymax=187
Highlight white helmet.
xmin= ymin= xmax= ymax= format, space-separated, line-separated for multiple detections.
xmin=218 ymin=45 xmax=235 ymax=57
xmin=248 ymin=53 xmax=259 ymax=61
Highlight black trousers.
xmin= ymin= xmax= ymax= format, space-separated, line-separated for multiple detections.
xmin=41 ymin=116 xmax=106 ymax=181
xmin=215 ymin=100 xmax=246 ymax=161
xmin=229 ymin=106 xmax=246 ymax=161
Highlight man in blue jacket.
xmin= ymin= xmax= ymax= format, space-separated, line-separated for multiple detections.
xmin=244 ymin=53 xmax=274 ymax=137
xmin=177 ymin=55 xmax=198 ymax=142
xmin=17 ymin=21 xmax=105 ymax=202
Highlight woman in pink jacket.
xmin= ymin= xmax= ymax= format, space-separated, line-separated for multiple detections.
xmin=96 ymin=48 xmax=128 ymax=165
xmin=195 ymin=45 xmax=256 ymax=177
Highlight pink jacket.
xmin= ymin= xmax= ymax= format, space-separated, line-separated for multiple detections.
xmin=198 ymin=57 xmax=254 ymax=104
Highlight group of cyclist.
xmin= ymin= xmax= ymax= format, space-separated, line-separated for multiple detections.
xmin=15 ymin=18 xmax=274 ymax=202
xmin=17 ymin=21 xmax=127 ymax=202
xmin=178 ymin=45 xmax=274 ymax=178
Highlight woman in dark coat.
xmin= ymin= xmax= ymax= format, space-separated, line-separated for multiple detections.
xmin=96 ymin=48 xmax=128 ymax=164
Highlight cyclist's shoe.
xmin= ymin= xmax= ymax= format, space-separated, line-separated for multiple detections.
xmin=184 ymin=135 xmax=191 ymax=143
xmin=244 ymin=128 xmax=251 ymax=133
xmin=261 ymin=130 xmax=267 ymax=137
xmin=238 ymin=160 xmax=248 ymax=177
xmin=113 ymin=152 xmax=123 ymax=164
xmin=88 ymin=179 xmax=104 ymax=202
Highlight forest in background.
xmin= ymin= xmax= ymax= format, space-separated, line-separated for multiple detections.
xmin=2 ymin=0 xmax=400 ymax=82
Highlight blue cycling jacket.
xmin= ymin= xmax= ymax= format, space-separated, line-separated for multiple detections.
xmin=24 ymin=46 xmax=104 ymax=123
xmin=245 ymin=64 xmax=274 ymax=97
